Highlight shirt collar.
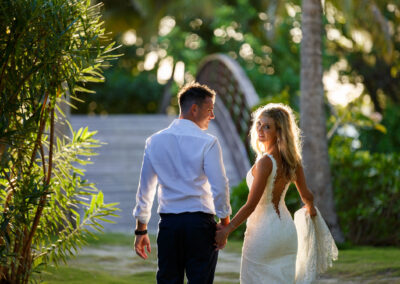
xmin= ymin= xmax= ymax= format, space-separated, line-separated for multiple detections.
xmin=171 ymin=118 xmax=203 ymax=131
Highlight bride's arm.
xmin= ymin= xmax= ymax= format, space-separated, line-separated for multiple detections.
xmin=215 ymin=156 xmax=272 ymax=246
xmin=294 ymin=165 xmax=316 ymax=216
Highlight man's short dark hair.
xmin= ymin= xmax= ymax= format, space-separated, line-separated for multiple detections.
xmin=178 ymin=82 xmax=216 ymax=113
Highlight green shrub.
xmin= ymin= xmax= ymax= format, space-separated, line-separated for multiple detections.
xmin=331 ymin=150 xmax=400 ymax=246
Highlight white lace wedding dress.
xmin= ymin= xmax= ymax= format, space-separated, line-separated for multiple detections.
xmin=240 ymin=154 xmax=338 ymax=284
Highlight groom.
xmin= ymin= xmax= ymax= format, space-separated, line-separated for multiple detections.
xmin=133 ymin=82 xmax=231 ymax=284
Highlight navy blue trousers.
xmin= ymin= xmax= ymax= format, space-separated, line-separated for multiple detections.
xmin=156 ymin=212 xmax=218 ymax=284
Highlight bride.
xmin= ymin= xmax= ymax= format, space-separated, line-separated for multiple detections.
xmin=215 ymin=103 xmax=318 ymax=283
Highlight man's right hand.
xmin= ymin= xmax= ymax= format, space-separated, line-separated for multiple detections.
xmin=134 ymin=234 xmax=151 ymax=259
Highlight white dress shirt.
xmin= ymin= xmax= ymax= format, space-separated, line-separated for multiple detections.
xmin=133 ymin=119 xmax=232 ymax=224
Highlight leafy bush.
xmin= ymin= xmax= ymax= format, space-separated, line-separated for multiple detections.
xmin=331 ymin=150 xmax=400 ymax=246
xmin=0 ymin=0 xmax=120 ymax=282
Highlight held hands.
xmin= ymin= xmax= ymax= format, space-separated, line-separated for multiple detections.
xmin=134 ymin=234 xmax=151 ymax=259
xmin=215 ymin=223 xmax=230 ymax=250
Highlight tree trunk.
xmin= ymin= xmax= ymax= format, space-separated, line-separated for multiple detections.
xmin=300 ymin=0 xmax=344 ymax=243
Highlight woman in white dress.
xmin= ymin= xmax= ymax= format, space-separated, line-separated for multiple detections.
xmin=215 ymin=103 xmax=317 ymax=283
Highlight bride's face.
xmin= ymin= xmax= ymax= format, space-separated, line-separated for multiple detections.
xmin=256 ymin=116 xmax=278 ymax=146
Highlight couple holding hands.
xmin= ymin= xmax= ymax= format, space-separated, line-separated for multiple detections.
xmin=133 ymin=82 xmax=337 ymax=284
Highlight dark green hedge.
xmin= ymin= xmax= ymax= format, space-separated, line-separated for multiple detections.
xmin=331 ymin=150 xmax=400 ymax=246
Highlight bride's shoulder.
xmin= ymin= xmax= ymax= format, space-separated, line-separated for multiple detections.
xmin=254 ymin=155 xmax=273 ymax=176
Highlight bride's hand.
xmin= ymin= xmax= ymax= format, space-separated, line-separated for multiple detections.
xmin=215 ymin=225 xmax=229 ymax=250
xmin=304 ymin=203 xmax=317 ymax=217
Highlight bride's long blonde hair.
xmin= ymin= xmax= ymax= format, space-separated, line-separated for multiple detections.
xmin=250 ymin=103 xmax=302 ymax=181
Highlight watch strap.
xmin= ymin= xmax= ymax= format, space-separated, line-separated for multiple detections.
xmin=135 ymin=229 xmax=148 ymax=235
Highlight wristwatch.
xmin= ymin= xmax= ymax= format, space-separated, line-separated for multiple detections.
xmin=135 ymin=229 xmax=148 ymax=235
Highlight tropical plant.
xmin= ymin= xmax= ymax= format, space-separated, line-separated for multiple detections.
xmin=0 ymin=0 xmax=120 ymax=282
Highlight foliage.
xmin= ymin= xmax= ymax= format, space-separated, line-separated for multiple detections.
xmin=78 ymin=0 xmax=307 ymax=114
xmin=358 ymin=102 xmax=400 ymax=153
xmin=327 ymin=0 xmax=400 ymax=113
xmin=330 ymin=147 xmax=400 ymax=246
xmin=0 ymin=0 xmax=120 ymax=282
xmin=73 ymin=65 xmax=163 ymax=114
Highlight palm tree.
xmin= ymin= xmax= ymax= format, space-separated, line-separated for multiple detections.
xmin=300 ymin=0 xmax=344 ymax=243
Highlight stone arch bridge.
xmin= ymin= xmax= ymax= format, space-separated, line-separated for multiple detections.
xmin=71 ymin=54 xmax=259 ymax=233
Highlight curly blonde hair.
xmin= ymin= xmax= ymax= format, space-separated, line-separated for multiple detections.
xmin=250 ymin=103 xmax=302 ymax=181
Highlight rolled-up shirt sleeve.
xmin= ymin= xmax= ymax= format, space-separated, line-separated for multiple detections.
xmin=204 ymin=139 xmax=232 ymax=219
xmin=133 ymin=141 xmax=158 ymax=224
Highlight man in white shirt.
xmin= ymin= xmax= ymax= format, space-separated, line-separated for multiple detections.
xmin=133 ymin=82 xmax=231 ymax=284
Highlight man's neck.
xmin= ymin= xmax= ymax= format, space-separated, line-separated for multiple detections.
xmin=180 ymin=114 xmax=195 ymax=123
xmin=179 ymin=116 xmax=203 ymax=130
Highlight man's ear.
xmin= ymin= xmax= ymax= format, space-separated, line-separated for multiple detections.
xmin=190 ymin=104 xmax=198 ymax=116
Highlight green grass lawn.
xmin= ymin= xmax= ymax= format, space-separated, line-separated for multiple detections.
xmin=37 ymin=233 xmax=400 ymax=283
xmin=323 ymin=245 xmax=400 ymax=280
